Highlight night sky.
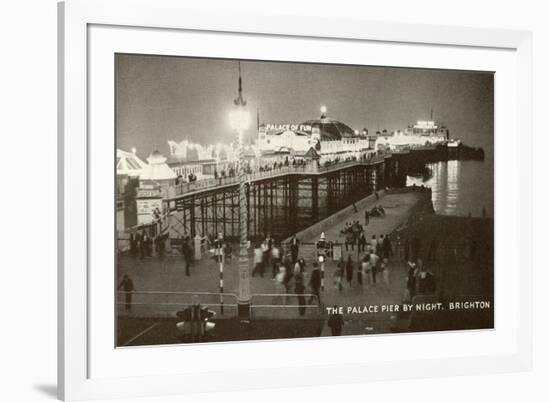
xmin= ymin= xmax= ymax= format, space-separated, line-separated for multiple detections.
xmin=115 ymin=54 xmax=494 ymax=159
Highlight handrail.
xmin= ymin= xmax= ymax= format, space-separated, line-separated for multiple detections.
xmin=117 ymin=290 xmax=236 ymax=296
xmin=250 ymin=293 xmax=320 ymax=306
xmin=166 ymin=152 xmax=392 ymax=199
xmin=116 ymin=302 xmax=236 ymax=307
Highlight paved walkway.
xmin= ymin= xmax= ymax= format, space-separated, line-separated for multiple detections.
xmin=300 ymin=191 xmax=425 ymax=335
xmin=117 ymin=191 xmax=425 ymax=332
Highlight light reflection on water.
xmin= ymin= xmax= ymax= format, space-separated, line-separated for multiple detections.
xmin=406 ymin=160 xmax=493 ymax=217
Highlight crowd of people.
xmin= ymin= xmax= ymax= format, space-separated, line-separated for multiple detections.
xmin=129 ymin=230 xmax=170 ymax=260
xmin=175 ymin=172 xmax=198 ymax=185
xmin=404 ymin=258 xmax=436 ymax=302
xmin=321 ymin=155 xmax=358 ymax=168
xmin=211 ymin=157 xmax=312 ymax=180
xmin=332 ymin=233 xmax=394 ymax=292
xmin=173 ymin=152 xmax=380 ymax=190
xmin=123 ymin=210 xmax=440 ymax=320
xmin=250 ymin=234 xmax=322 ymax=315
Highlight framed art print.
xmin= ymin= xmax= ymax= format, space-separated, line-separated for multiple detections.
xmin=58 ymin=0 xmax=533 ymax=400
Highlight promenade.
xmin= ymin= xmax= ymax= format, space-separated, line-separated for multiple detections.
xmin=117 ymin=190 xmax=429 ymax=344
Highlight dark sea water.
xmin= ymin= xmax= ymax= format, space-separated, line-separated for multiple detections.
xmin=406 ymin=159 xmax=494 ymax=218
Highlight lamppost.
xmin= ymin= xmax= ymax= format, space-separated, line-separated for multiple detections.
xmin=320 ymin=105 xmax=327 ymax=119
xmin=229 ymin=62 xmax=252 ymax=321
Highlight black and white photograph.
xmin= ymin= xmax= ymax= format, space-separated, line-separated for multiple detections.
xmin=115 ymin=54 xmax=494 ymax=346
xmin=6 ymin=0 xmax=550 ymax=400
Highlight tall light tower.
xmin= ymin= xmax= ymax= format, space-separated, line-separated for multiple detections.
xmin=229 ymin=61 xmax=251 ymax=321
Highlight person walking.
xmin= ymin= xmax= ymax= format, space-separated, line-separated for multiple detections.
xmin=130 ymin=233 xmax=137 ymax=258
xmin=293 ymin=259 xmax=302 ymax=276
xmin=345 ymin=230 xmax=355 ymax=251
xmin=369 ymin=251 xmax=380 ymax=285
xmin=273 ymin=265 xmax=287 ymax=305
xmin=290 ymin=235 xmax=300 ymax=264
xmin=334 ymin=257 xmax=344 ymax=292
xmin=261 ymin=240 xmax=269 ymax=276
xmin=180 ymin=237 xmax=192 ymax=276
xmin=157 ymin=233 xmax=166 ymax=259
xmin=370 ymin=235 xmax=378 ymax=255
xmin=309 ymin=262 xmax=322 ymax=305
xmin=406 ymin=260 xmax=417 ymax=299
xmin=327 ymin=307 xmax=345 ymax=336
xmin=298 ymin=257 xmax=306 ymax=273
xmin=381 ymin=258 xmax=391 ymax=290
xmin=142 ymin=232 xmax=151 ymax=257
xmin=252 ymin=244 xmax=263 ymax=277
xmin=361 ymin=255 xmax=371 ymax=288
xmin=383 ymin=234 xmax=393 ymax=259
xmin=137 ymin=231 xmax=144 ymax=259
xmin=364 ymin=209 xmax=370 ymax=226
xmin=271 ymin=244 xmax=281 ymax=279
xmin=295 ymin=270 xmax=306 ymax=316
xmin=358 ymin=231 xmax=366 ymax=252
xmin=265 ymin=233 xmax=273 ymax=250
xmin=345 ymin=255 xmax=354 ymax=288
xmin=377 ymin=234 xmax=384 ymax=255
xmin=282 ymin=263 xmax=293 ymax=296
xmin=395 ymin=235 xmax=402 ymax=259
xmin=357 ymin=256 xmax=363 ymax=286
xmin=117 ymin=275 xmax=135 ymax=312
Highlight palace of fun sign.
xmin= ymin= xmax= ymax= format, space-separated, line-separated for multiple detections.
xmin=265 ymin=123 xmax=312 ymax=132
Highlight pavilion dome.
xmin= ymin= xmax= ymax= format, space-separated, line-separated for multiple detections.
xmin=146 ymin=150 xmax=167 ymax=164
xmin=140 ymin=150 xmax=176 ymax=181
xmin=300 ymin=117 xmax=357 ymax=141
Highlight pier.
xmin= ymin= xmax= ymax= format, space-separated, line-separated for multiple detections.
xmin=122 ymin=145 xmax=476 ymax=245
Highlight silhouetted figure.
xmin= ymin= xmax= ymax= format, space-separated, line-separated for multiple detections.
xmin=418 ymin=271 xmax=436 ymax=294
xmin=406 ymin=261 xmax=417 ymax=300
xmin=181 ymin=240 xmax=192 ymax=276
xmin=345 ymin=255 xmax=354 ymax=287
xmin=369 ymin=252 xmax=380 ymax=284
xmin=382 ymin=234 xmax=393 ymax=259
xmin=309 ymin=263 xmax=322 ymax=304
xmin=130 ymin=233 xmax=137 ymax=258
xmin=357 ymin=259 xmax=363 ymax=285
xmin=118 ymin=275 xmax=134 ymax=312
xmin=358 ymin=231 xmax=366 ymax=252
xmin=295 ymin=273 xmax=306 ymax=316
xmin=290 ymin=235 xmax=299 ymax=264
xmin=328 ymin=307 xmax=345 ymax=336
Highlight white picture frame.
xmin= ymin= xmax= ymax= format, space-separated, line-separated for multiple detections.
xmin=58 ymin=0 xmax=533 ymax=400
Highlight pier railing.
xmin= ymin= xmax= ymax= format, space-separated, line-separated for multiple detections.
xmin=168 ymin=151 xmax=390 ymax=199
